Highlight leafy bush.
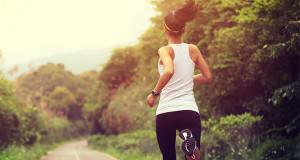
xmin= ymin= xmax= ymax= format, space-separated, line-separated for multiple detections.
xmin=89 ymin=130 xmax=158 ymax=153
xmin=251 ymin=134 xmax=300 ymax=160
xmin=0 ymin=76 xmax=46 ymax=147
xmin=99 ymin=78 xmax=157 ymax=135
xmin=1 ymin=75 xmax=88 ymax=149
xmin=0 ymin=76 xmax=22 ymax=147
xmin=201 ymin=113 xmax=262 ymax=160
xmin=88 ymin=130 xmax=161 ymax=160
xmin=40 ymin=117 xmax=88 ymax=144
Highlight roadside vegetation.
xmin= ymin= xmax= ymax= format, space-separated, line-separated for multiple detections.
xmin=0 ymin=63 xmax=94 ymax=159
xmin=0 ymin=0 xmax=299 ymax=159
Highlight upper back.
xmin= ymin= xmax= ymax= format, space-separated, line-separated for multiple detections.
xmin=158 ymin=43 xmax=195 ymax=83
xmin=159 ymin=43 xmax=198 ymax=66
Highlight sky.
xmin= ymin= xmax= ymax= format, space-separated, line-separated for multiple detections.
xmin=0 ymin=0 xmax=156 ymax=67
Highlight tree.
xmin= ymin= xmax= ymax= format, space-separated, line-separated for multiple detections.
xmin=67 ymin=88 xmax=87 ymax=120
xmin=99 ymin=46 xmax=138 ymax=91
xmin=47 ymin=86 xmax=76 ymax=116
xmin=15 ymin=63 xmax=88 ymax=101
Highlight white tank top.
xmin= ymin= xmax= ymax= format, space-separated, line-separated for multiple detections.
xmin=156 ymin=43 xmax=199 ymax=116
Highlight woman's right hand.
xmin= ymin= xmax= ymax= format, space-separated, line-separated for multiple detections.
xmin=147 ymin=94 xmax=157 ymax=107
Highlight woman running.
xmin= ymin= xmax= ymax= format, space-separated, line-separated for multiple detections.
xmin=147 ymin=0 xmax=212 ymax=159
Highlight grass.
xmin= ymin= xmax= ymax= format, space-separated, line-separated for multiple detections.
xmin=0 ymin=143 xmax=60 ymax=160
xmin=92 ymin=146 xmax=162 ymax=160
xmin=88 ymin=129 xmax=186 ymax=160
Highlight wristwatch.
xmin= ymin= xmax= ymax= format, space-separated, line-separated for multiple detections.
xmin=151 ymin=90 xmax=160 ymax=96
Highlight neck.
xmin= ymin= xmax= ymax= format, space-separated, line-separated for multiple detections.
xmin=167 ymin=35 xmax=182 ymax=44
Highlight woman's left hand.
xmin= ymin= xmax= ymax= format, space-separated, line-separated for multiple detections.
xmin=147 ymin=94 xmax=157 ymax=107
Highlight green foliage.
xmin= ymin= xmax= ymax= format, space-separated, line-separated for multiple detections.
xmin=82 ymin=81 xmax=110 ymax=134
xmin=78 ymin=70 xmax=99 ymax=89
xmin=46 ymin=86 xmax=76 ymax=115
xmin=99 ymin=76 xmax=157 ymax=135
xmin=187 ymin=0 xmax=300 ymax=120
xmin=16 ymin=63 xmax=87 ymax=96
xmin=0 ymin=142 xmax=60 ymax=160
xmin=269 ymin=78 xmax=300 ymax=106
xmin=88 ymin=130 xmax=160 ymax=160
xmin=15 ymin=62 xmax=93 ymax=122
xmin=1 ymin=49 xmax=90 ymax=159
xmin=40 ymin=117 xmax=88 ymax=144
xmin=0 ymin=76 xmax=47 ymax=146
xmin=82 ymin=47 xmax=140 ymax=134
xmin=0 ymin=76 xmax=22 ymax=146
xmin=201 ymin=113 xmax=262 ymax=159
xmin=66 ymin=88 xmax=87 ymax=120
xmin=88 ymin=130 xmax=162 ymax=160
xmin=0 ymin=74 xmax=87 ymax=149
xmin=251 ymin=134 xmax=300 ymax=160
xmin=99 ymin=46 xmax=138 ymax=90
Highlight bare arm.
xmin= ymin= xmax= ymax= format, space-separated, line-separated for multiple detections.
xmin=153 ymin=47 xmax=174 ymax=93
xmin=190 ymin=45 xmax=212 ymax=83
xmin=147 ymin=46 xmax=174 ymax=107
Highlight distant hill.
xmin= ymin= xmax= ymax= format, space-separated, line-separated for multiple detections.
xmin=4 ymin=48 xmax=112 ymax=80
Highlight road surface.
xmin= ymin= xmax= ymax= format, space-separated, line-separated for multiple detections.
xmin=40 ymin=140 xmax=118 ymax=160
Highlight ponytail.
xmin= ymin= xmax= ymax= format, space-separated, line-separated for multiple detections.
xmin=164 ymin=0 xmax=198 ymax=36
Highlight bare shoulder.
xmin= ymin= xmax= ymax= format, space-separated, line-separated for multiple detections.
xmin=158 ymin=45 xmax=174 ymax=61
xmin=188 ymin=44 xmax=201 ymax=63
xmin=158 ymin=45 xmax=173 ymax=54
xmin=188 ymin=44 xmax=200 ymax=54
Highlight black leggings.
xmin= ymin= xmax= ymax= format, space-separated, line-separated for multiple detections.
xmin=156 ymin=110 xmax=201 ymax=160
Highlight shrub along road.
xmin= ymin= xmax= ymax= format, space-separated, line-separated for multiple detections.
xmin=40 ymin=140 xmax=118 ymax=160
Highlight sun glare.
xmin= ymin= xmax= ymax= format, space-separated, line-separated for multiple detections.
xmin=0 ymin=0 xmax=156 ymax=66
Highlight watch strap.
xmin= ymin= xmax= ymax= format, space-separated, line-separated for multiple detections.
xmin=151 ymin=90 xmax=160 ymax=96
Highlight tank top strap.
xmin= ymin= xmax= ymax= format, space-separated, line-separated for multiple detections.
xmin=169 ymin=43 xmax=193 ymax=65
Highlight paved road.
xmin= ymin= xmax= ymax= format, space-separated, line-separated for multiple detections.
xmin=41 ymin=140 xmax=118 ymax=160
